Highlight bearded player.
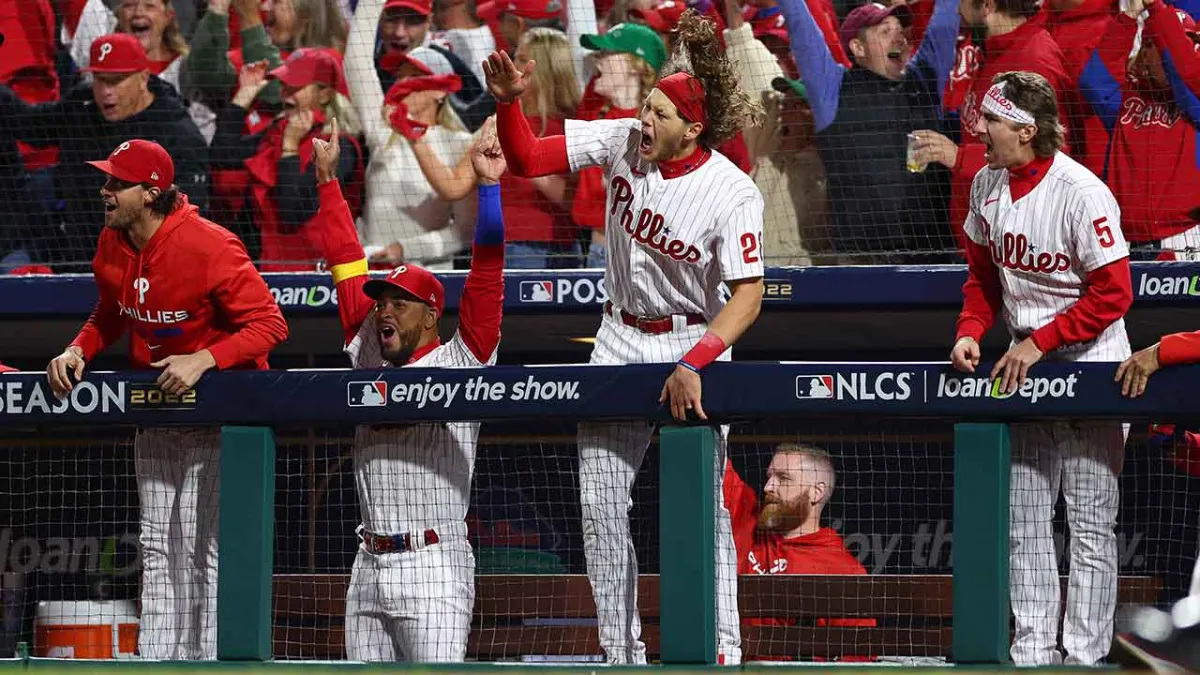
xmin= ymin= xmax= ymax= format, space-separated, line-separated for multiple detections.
xmin=311 ymin=117 xmax=506 ymax=662
xmin=485 ymin=11 xmax=765 ymax=664
xmin=46 ymin=139 xmax=288 ymax=660
xmin=948 ymin=72 xmax=1133 ymax=666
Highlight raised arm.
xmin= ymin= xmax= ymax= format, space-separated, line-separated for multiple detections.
xmin=1146 ymin=0 xmax=1200 ymax=120
xmin=455 ymin=117 xmax=507 ymax=364
xmin=69 ymin=0 xmax=118 ymax=77
xmin=275 ymin=135 xmax=360 ymax=231
xmin=314 ymin=120 xmax=378 ymax=346
xmin=564 ymin=0 xmax=598 ymax=92
xmin=777 ymin=0 xmax=847 ymax=132
xmin=346 ymin=0 xmax=394 ymax=151
xmin=912 ymin=0 xmax=962 ymax=105
xmin=1079 ymin=15 xmax=1134 ymax=132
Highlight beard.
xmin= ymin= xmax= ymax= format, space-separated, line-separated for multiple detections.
xmin=381 ymin=326 xmax=422 ymax=365
xmin=757 ymin=496 xmax=811 ymax=534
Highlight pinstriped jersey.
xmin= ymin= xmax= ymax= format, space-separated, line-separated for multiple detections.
xmin=348 ymin=327 xmax=494 ymax=537
xmin=963 ymin=152 xmax=1130 ymax=360
xmin=564 ymin=118 xmax=766 ymax=321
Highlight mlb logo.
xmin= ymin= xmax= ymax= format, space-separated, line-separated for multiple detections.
xmin=795 ymin=375 xmax=835 ymax=400
xmin=519 ymin=280 xmax=554 ymax=303
xmin=348 ymin=381 xmax=388 ymax=407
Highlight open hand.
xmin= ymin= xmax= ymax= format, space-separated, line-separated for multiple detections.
xmin=152 ymin=351 xmax=217 ymax=396
xmin=659 ymin=365 xmax=706 ymax=422
xmin=1115 ymin=343 xmax=1161 ymax=398
xmin=233 ymin=59 xmax=271 ymax=108
xmin=312 ymin=116 xmax=341 ymax=184
xmin=471 ymin=116 xmax=506 ymax=185
xmin=482 ymin=51 xmax=534 ymax=103
xmin=991 ymin=338 xmax=1044 ymax=395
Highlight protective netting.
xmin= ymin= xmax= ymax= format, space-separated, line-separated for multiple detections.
xmin=4 ymin=417 xmax=1193 ymax=662
xmin=3 ymin=0 xmax=1198 ymax=273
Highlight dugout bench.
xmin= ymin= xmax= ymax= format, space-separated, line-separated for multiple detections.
xmin=271 ymin=573 xmax=1162 ymax=661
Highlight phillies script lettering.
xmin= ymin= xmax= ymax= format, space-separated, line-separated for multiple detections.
xmin=609 ymin=176 xmax=702 ymax=263
xmin=1120 ymin=97 xmax=1181 ymax=130
xmin=982 ymin=218 xmax=1071 ymax=274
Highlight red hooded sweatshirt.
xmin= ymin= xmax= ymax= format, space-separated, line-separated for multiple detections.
xmin=1086 ymin=6 xmax=1200 ymax=242
xmin=0 ymin=0 xmax=59 ymax=171
xmin=952 ymin=19 xmax=1073 ymax=248
xmin=70 ymin=196 xmax=289 ymax=370
xmin=1047 ymin=0 xmax=1118 ymax=177
xmin=722 ymin=459 xmax=875 ymax=660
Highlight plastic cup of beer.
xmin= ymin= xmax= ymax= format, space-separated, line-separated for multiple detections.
xmin=906 ymin=132 xmax=926 ymax=173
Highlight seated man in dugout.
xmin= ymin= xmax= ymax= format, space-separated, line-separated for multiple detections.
xmin=723 ymin=443 xmax=875 ymax=661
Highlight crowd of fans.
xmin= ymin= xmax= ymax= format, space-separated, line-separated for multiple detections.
xmin=0 ymin=0 xmax=1198 ymax=272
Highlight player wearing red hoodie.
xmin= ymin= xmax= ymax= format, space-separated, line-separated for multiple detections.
xmin=1081 ymin=0 xmax=1200 ymax=256
xmin=911 ymin=0 xmax=1073 ymax=247
xmin=45 ymin=139 xmax=288 ymax=660
xmin=723 ymin=444 xmax=873 ymax=660
xmin=1046 ymin=0 xmax=1116 ymax=177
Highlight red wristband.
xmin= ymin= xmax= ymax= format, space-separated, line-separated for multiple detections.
xmin=680 ymin=331 xmax=728 ymax=372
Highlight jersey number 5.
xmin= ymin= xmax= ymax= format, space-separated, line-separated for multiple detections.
xmin=740 ymin=232 xmax=763 ymax=264
xmin=1093 ymin=216 xmax=1114 ymax=249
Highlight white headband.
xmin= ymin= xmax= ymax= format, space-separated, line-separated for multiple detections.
xmin=981 ymin=82 xmax=1036 ymax=126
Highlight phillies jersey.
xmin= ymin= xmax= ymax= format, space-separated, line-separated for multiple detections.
xmin=317 ymin=181 xmax=503 ymax=536
xmin=963 ymin=152 xmax=1130 ymax=359
xmin=564 ymin=118 xmax=766 ymax=321
xmin=71 ymin=195 xmax=288 ymax=369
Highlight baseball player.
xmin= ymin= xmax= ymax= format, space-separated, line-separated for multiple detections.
xmin=948 ymin=72 xmax=1134 ymax=666
xmin=310 ymin=116 xmax=506 ymax=662
xmin=485 ymin=11 xmax=766 ymax=664
xmin=45 ymin=139 xmax=288 ymax=660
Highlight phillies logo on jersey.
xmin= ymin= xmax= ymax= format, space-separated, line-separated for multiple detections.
xmin=117 ymin=302 xmax=189 ymax=324
xmin=133 ymin=277 xmax=150 ymax=304
xmin=609 ymin=177 xmax=703 ymax=264
xmin=1119 ymin=97 xmax=1182 ymax=130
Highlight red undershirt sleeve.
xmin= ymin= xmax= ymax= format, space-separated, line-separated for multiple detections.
xmin=1030 ymin=257 xmax=1133 ymax=353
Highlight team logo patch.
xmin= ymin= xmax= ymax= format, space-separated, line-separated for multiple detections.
xmin=795 ymin=375 xmax=834 ymax=400
xmin=519 ymin=281 xmax=554 ymax=303
xmin=348 ymin=381 xmax=388 ymax=407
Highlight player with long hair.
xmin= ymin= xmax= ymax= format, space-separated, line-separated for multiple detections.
xmin=485 ymin=11 xmax=765 ymax=663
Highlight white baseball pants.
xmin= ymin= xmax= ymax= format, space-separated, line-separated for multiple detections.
xmin=578 ymin=309 xmax=741 ymax=665
xmin=134 ymin=428 xmax=220 ymax=660
xmin=344 ymin=528 xmax=475 ymax=662
xmin=1008 ymin=421 xmax=1126 ymax=666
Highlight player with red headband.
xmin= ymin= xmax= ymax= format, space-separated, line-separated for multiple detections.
xmin=45 ymin=138 xmax=288 ymax=659
xmin=485 ymin=11 xmax=765 ymax=664
xmin=311 ymin=116 xmax=506 ymax=661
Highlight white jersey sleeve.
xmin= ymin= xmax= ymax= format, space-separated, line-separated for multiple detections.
xmin=716 ymin=193 xmax=767 ymax=281
xmin=963 ymin=172 xmax=991 ymax=246
xmin=564 ymin=118 xmax=641 ymax=172
xmin=1069 ymin=184 xmax=1128 ymax=272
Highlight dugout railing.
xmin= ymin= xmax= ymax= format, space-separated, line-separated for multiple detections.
xmin=0 ymin=361 xmax=1193 ymax=665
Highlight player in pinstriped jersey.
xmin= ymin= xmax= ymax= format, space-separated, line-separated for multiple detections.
xmin=484 ymin=11 xmax=765 ymax=665
xmin=310 ymin=117 xmax=507 ymax=661
xmin=949 ymin=72 xmax=1134 ymax=666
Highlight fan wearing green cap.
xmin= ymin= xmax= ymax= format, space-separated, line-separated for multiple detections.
xmin=573 ymin=23 xmax=667 ymax=266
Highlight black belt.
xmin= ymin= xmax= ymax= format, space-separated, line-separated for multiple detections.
xmin=604 ymin=301 xmax=704 ymax=335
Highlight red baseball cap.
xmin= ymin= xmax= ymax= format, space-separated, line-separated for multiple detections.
xmin=384 ymin=74 xmax=463 ymax=104
xmin=364 ymin=264 xmax=446 ymax=316
xmin=86 ymin=139 xmax=175 ymax=191
xmin=478 ymin=0 xmax=562 ymax=21
xmin=385 ymin=0 xmax=433 ymax=15
xmin=269 ymin=48 xmax=351 ymax=98
xmin=839 ymin=2 xmax=912 ymax=51
xmin=630 ymin=1 xmax=688 ymax=33
xmin=1174 ymin=7 xmax=1199 ymax=36
xmin=84 ymin=33 xmax=150 ymax=74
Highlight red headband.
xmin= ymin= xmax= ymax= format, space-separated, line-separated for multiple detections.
xmin=656 ymin=72 xmax=708 ymax=129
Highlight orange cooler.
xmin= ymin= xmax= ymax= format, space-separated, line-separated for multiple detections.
xmin=33 ymin=600 xmax=138 ymax=659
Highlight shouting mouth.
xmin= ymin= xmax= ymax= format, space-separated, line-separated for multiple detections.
xmin=378 ymin=321 xmax=399 ymax=350
xmin=129 ymin=19 xmax=153 ymax=42
xmin=639 ymin=129 xmax=653 ymax=155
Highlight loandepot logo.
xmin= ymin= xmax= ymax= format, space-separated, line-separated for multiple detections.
xmin=1138 ymin=273 xmax=1200 ymax=298
xmin=936 ymin=372 xmax=1080 ymax=404
xmin=271 ymin=285 xmax=338 ymax=308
